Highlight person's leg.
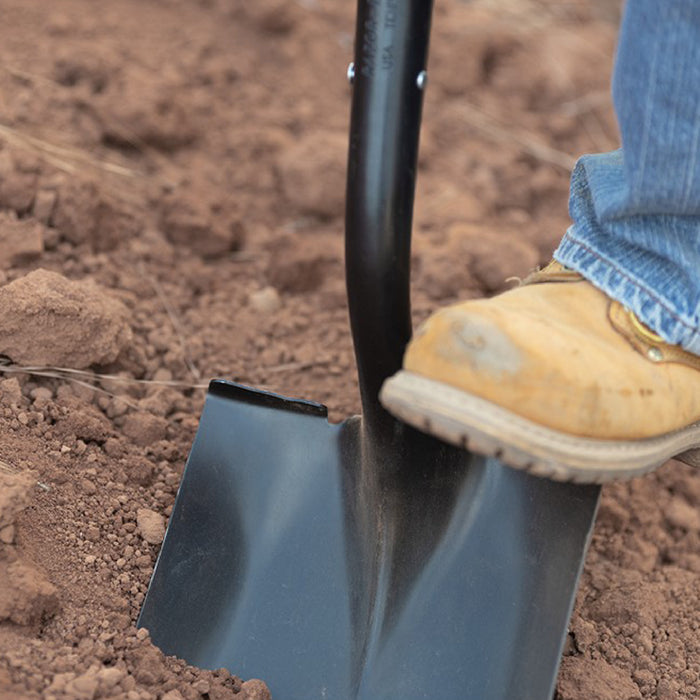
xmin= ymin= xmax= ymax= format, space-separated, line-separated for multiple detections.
xmin=380 ymin=1 xmax=700 ymax=482
xmin=555 ymin=0 xmax=700 ymax=354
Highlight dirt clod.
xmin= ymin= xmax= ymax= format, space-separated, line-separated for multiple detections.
xmin=277 ymin=131 xmax=347 ymax=219
xmin=557 ymin=657 xmax=642 ymax=700
xmin=0 ymin=213 xmax=44 ymax=268
xmin=0 ymin=472 xmax=33 ymax=531
xmin=137 ymin=508 xmax=166 ymax=546
xmin=248 ymin=287 xmax=282 ymax=314
xmin=0 ymin=471 xmax=59 ymax=630
xmin=241 ymin=678 xmax=272 ymax=700
xmin=122 ymin=412 xmax=169 ymax=446
xmin=0 ymin=150 xmax=37 ymax=214
xmin=664 ymin=496 xmax=700 ymax=531
xmin=0 ymin=561 xmax=59 ymax=627
xmin=447 ymin=223 xmax=540 ymax=293
xmin=96 ymin=70 xmax=198 ymax=152
xmin=0 ymin=268 xmax=132 ymax=368
xmin=267 ymin=237 xmax=329 ymax=294
xmin=161 ymin=194 xmax=240 ymax=258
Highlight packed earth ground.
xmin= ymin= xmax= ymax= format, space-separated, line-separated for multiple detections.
xmin=1 ymin=1 xmax=698 ymax=699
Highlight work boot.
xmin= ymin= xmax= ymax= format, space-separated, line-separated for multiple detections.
xmin=380 ymin=262 xmax=700 ymax=483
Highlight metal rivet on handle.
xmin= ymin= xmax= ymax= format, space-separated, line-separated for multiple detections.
xmin=347 ymin=62 xmax=355 ymax=84
xmin=416 ymin=70 xmax=428 ymax=90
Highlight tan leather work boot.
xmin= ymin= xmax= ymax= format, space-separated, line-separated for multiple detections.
xmin=380 ymin=262 xmax=700 ymax=483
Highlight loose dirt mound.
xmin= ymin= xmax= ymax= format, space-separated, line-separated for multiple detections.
xmin=0 ymin=1 xmax=697 ymax=699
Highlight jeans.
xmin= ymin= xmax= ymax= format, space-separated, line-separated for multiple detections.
xmin=553 ymin=1 xmax=700 ymax=355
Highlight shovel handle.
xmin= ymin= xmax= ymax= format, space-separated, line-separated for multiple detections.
xmin=345 ymin=0 xmax=434 ymax=427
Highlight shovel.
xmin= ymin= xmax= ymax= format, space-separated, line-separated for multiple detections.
xmin=139 ymin=1 xmax=601 ymax=698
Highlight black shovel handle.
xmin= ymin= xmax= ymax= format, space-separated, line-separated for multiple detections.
xmin=345 ymin=0 xmax=433 ymax=429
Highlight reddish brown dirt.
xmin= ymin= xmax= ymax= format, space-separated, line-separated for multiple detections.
xmin=0 ymin=1 xmax=697 ymax=699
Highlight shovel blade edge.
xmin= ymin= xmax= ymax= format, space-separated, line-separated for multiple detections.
xmin=140 ymin=380 xmax=600 ymax=700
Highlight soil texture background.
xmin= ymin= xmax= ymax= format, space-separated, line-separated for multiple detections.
xmin=0 ymin=1 xmax=698 ymax=699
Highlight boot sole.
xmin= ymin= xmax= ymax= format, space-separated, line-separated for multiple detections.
xmin=380 ymin=371 xmax=700 ymax=483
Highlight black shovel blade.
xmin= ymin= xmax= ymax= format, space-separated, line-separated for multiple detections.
xmin=139 ymin=379 xmax=599 ymax=700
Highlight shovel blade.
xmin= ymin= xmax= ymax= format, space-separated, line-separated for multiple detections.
xmin=140 ymin=380 xmax=599 ymax=700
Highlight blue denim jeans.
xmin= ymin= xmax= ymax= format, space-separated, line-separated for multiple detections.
xmin=554 ymin=1 xmax=700 ymax=355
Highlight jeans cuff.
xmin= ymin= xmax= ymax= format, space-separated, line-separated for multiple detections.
xmin=555 ymin=228 xmax=700 ymax=357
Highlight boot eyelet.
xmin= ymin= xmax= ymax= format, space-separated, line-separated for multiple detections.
xmin=647 ymin=347 xmax=663 ymax=362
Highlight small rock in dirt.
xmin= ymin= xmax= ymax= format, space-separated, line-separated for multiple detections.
xmin=0 ymin=269 xmax=132 ymax=368
xmin=248 ymin=286 xmax=281 ymax=314
xmin=241 ymin=678 xmax=272 ymax=700
xmin=80 ymin=478 xmax=97 ymax=495
xmin=277 ymin=131 xmax=346 ymax=219
xmin=0 ymin=213 xmax=44 ymax=268
xmin=137 ymin=508 xmax=166 ymax=545
xmin=124 ymin=455 xmax=155 ymax=487
xmin=122 ymin=412 xmax=168 ymax=446
xmin=30 ymin=386 xmax=53 ymax=403
xmin=107 ymin=396 xmax=130 ymax=419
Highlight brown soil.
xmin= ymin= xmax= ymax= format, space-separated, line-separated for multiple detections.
xmin=0 ymin=1 xmax=697 ymax=699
